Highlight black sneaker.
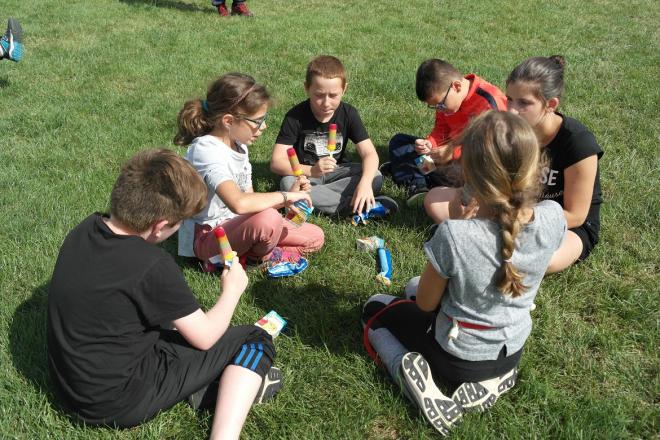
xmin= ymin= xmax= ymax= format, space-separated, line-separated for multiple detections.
xmin=378 ymin=161 xmax=392 ymax=177
xmin=406 ymin=185 xmax=428 ymax=208
xmin=254 ymin=366 xmax=283 ymax=404
xmin=188 ymin=366 xmax=283 ymax=411
xmin=451 ymin=367 xmax=517 ymax=412
xmin=188 ymin=380 xmax=219 ymax=411
xmin=401 ymin=353 xmax=464 ymax=436
xmin=374 ymin=195 xmax=399 ymax=216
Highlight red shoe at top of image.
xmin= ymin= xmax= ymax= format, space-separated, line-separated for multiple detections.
xmin=231 ymin=2 xmax=254 ymax=16
xmin=217 ymin=4 xmax=230 ymax=16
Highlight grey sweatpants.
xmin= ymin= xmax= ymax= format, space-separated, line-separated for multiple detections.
xmin=279 ymin=163 xmax=382 ymax=216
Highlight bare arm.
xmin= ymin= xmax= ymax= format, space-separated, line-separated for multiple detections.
xmin=415 ymin=262 xmax=449 ymax=312
xmin=351 ymin=139 xmax=379 ymax=213
xmin=271 ymin=143 xmax=312 ymax=176
xmin=216 ymin=180 xmax=312 ymax=214
xmin=271 ymin=142 xmax=337 ymax=178
xmin=562 ymin=155 xmax=598 ymax=228
xmin=173 ymin=259 xmax=247 ymax=350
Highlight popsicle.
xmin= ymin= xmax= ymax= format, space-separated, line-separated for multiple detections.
xmin=327 ymin=123 xmax=337 ymax=157
xmin=213 ymin=227 xmax=237 ymax=266
xmin=286 ymin=147 xmax=303 ymax=177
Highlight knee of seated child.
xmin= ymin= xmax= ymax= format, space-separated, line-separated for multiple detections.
xmin=279 ymin=176 xmax=297 ymax=191
xmin=256 ymin=208 xmax=285 ymax=233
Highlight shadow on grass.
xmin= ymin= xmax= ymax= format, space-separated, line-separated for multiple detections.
xmin=9 ymin=284 xmax=56 ymax=403
xmin=118 ymin=0 xmax=214 ymax=14
xmin=0 ymin=77 xmax=9 ymax=88
xmin=250 ymin=278 xmax=364 ymax=355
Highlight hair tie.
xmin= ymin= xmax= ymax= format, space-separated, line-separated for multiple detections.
xmin=503 ymin=258 xmax=512 ymax=263
xmin=230 ymin=83 xmax=257 ymax=110
xmin=201 ymin=100 xmax=209 ymax=115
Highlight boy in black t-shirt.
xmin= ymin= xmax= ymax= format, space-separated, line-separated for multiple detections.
xmin=270 ymin=55 xmax=397 ymax=216
xmin=47 ymin=149 xmax=281 ymax=437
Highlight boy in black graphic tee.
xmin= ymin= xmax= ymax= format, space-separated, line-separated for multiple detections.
xmin=271 ymin=55 xmax=395 ymax=216
xmin=47 ymin=149 xmax=281 ymax=437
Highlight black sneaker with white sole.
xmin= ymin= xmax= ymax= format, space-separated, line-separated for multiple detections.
xmin=401 ymin=352 xmax=464 ymax=436
xmin=374 ymin=195 xmax=399 ymax=216
xmin=378 ymin=161 xmax=392 ymax=177
xmin=451 ymin=367 xmax=517 ymax=412
xmin=405 ymin=185 xmax=428 ymax=208
xmin=188 ymin=366 xmax=283 ymax=411
xmin=254 ymin=366 xmax=283 ymax=404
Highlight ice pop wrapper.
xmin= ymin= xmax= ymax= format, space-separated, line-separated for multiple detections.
xmin=255 ymin=310 xmax=287 ymax=338
xmin=327 ymin=123 xmax=337 ymax=156
xmin=213 ymin=227 xmax=237 ymax=266
xmin=287 ymin=148 xmax=303 ymax=177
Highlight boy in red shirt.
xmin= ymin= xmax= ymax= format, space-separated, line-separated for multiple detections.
xmin=382 ymin=59 xmax=506 ymax=206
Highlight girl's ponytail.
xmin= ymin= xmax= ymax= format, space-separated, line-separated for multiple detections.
xmin=173 ymin=73 xmax=271 ymax=146
xmin=173 ymin=99 xmax=213 ymax=146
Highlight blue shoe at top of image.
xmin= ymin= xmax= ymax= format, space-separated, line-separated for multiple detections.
xmin=0 ymin=18 xmax=23 ymax=62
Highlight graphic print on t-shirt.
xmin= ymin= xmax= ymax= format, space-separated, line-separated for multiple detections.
xmin=540 ymin=166 xmax=562 ymax=200
xmin=234 ymin=164 xmax=251 ymax=192
xmin=302 ymin=129 xmax=344 ymax=164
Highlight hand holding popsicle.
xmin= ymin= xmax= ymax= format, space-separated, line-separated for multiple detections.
xmin=213 ymin=227 xmax=237 ymax=266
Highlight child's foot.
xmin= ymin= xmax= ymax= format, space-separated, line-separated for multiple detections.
xmin=217 ymin=3 xmax=230 ymax=16
xmin=188 ymin=380 xmax=219 ymax=411
xmin=378 ymin=161 xmax=392 ymax=177
xmin=374 ymin=195 xmax=399 ymax=216
xmin=451 ymin=367 xmax=518 ymax=412
xmin=260 ymin=247 xmax=308 ymax=278
xmin=254 ymin=366 xmax=283 ymax=404
xmin=401 ymin=352 xmax=464 ymax=437
xmin=0 ymin=18 xmax=23 ymax=62
xmin=261 ymin=247 xmax=301 ymax=267
xmin=406 ymin=185 xmax=428 ymax=208
xmin=231 ymin=2 xmax=254 ymax=16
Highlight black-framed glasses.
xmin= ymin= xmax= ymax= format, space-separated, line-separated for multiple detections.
xmin=427 ymin=84 xmax=452 ymax=111
xmin=236 ymin=112 xmax=268 ymax=130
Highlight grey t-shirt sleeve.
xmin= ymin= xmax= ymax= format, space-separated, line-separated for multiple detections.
xmin=537 ymin=199 xmax=568 ymax=250
xmin=423 ymin=222 xmax=455 ymax=279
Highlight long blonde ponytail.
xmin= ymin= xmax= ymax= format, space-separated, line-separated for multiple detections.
xmin=460 ymin=111 xmax=543 ymax=297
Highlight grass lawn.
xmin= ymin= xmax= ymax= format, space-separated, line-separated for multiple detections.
xmin=1 ymin=0 xmax=658 ymax=438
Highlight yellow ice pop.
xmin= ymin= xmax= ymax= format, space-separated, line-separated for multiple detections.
xmin=327 ymin=123 xmax=337 ymax=156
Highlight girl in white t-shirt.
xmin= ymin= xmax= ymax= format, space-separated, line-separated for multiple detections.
xmin=174 ymin=73 xmax=324 ymax=271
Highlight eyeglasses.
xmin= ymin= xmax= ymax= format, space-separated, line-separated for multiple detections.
xmin=427 ymin=84 xmax=453 ymax=111
xmin=236 ymin=112 xmax=268 ymax=130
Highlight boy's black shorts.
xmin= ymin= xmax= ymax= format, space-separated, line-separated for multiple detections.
xmin=109 ymin=325 xmax=274 ymax=428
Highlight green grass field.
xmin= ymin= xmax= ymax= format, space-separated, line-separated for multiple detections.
xmin=1 ymin=0 xmax=658 ymax=438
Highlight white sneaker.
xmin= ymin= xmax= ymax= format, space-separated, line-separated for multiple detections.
xmin=401 ymin=352 xmax=463 ymax=436
xmin=451 ymin=367 xmax=518 ymax=412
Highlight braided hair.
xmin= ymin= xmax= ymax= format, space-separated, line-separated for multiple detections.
xmin=460 ymin=111 xmax=544 ymax=297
